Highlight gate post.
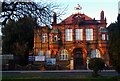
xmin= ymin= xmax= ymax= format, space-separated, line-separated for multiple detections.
xmin=70 ymin=57 xmax=74 ymax=70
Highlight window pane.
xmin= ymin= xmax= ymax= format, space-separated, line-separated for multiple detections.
xmin=76 ymin=29 xmax=83 ymax=40
xmin=70 ymin=29 xmax=73 ymax=41
xmin=91 ymin=49 xmax=101 ymax=58
xmin=54 ymin=35 xmax=57 ymax=42
xmin=60 ymin=49 xmax=68 ymax=60
xmin=42 ymin=33 xmax=47 ymax=43
xmin=38 ymin=50 xmax=44 ymax=56
xmin=65 ymin=29 xmax=72 ymax=41
xmin=86 ymin=29 xmax=93 ymax=40
xmin=102 ymin=34 xmax=105 ymax=40
xmin=46 ymin=50 xmax=51 ymax=58
xmin=107 ymin=35 xmax=109 ymax=40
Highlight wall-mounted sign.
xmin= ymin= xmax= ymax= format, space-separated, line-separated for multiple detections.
xmin=35 ymin=56 xmax=45 ymax=61
xmin=28 ymin=56 xmax=35 ymax=61
xmin=46 ymin=58 xmax=56 ymax=65
xmin=1 ymin=54 xmax=14 ymax=60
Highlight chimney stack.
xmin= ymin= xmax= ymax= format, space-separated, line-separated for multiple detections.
xmin=53 ymin=12 xmax=57 ymax=25
xmin=100 ymin=10 xmax=104 ymax=21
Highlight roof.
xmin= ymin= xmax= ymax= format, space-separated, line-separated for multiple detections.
xmin=58 ymin=13 xmax=99 ymax=25
xmin=99 ymin=27 xmax=108 ymax=32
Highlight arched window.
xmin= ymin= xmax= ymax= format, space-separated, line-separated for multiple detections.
xmin=60 ymin=49 xmax=68 ymax=60
xmin=54 ymin=35 xmax=57 ymax=42
xmin=38 ymin=50 xmax=44 ymax=56
xmin=91 ymin=49 xmax=101 ymax=58
xmin=46 ymin=50 xmax=51 ymax=58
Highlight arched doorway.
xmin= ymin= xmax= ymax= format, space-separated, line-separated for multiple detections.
xmin=73 ymin=48 xmax=84 ymax=69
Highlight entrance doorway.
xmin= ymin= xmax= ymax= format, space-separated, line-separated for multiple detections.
xmin=73 ymin=48 xmax=84 ymax=69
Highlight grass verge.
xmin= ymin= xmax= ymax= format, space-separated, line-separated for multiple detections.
xmin=2 ymin=76 xmax=120 ymax=81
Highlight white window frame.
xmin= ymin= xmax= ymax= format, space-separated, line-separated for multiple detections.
xmin=65 ymin=29 xmax=73 ymax=41
xmin=42 ymin=33 xmax=47 ymax=43
xmin=107 ymin=34 xmax=109 ymax=40
xmin=102 ymin=34 xmax=106 ymax=40
xmin=75 ymin=29 xmax=83 ymax=40
xmin=60 ymin=49 xmax=68 ymax=60
xmin=38 ymin=50 xmax=44 ymax=56
xmin=91 ymin=49 xmax=101 ymax=58
xmin=46 ymin=50 xmax=51 ymax=58
xmin=86 ymin=29 xmax=93 ymax=40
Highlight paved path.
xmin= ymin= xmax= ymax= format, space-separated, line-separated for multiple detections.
xmin=2 ymin=70 xmax=119 ymax=77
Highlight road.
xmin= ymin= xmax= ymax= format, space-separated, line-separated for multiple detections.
xmin=2 ymin=70 xmax=119 ymax=77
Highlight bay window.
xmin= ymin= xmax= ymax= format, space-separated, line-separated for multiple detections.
xmin=102 ymin=34 xmax=106 ymax=40
xmin=107 ymin=35 xmax=109 ymax=40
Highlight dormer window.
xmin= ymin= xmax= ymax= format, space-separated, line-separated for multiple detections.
xmin=107 ymin=35 xmax=109 ymax=40
xmin=102 ymin=34 xmax=106 ymax=40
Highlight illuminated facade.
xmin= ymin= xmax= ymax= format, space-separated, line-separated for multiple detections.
xmin=33 ymin=10 xmax=109 ymax=70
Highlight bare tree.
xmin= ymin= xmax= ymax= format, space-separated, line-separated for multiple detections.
xmin=0 ymin=0 xmax=63 ymax=26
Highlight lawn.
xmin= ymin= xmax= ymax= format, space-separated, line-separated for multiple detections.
xmin=2 ymin=76 xmax=120 ymax=81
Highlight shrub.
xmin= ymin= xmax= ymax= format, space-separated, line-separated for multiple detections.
xmin=88 ymin=58 xmax=105 ymax=77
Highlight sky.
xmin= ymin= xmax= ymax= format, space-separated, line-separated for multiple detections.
xmin=46 ymin=0 xmax=119 ymax=25
xmin=0 ymin=0 xmax=120 ymax=35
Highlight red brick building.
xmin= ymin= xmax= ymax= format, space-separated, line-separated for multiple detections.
xmin=33 ymin=10 xmax=109 ymax=70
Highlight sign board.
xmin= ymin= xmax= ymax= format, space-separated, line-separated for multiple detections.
xmin=35 ymin=56 xmax=45 ymax=61
xmin=1 ymin=54 xmax=14 ymax=59
xmin=28 ymin=56 xmax=35 ymax=61
xmin=46 ymin=58 xmax=56 ymax=65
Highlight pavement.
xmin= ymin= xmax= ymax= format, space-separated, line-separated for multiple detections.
xmin=1 ymin=70 xmax=117 ymax=73
xmin=2 ymin=70 xmax=119 ymax=77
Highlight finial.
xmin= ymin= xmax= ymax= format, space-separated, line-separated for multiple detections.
xmin=74 ymin=4 xmax=82 ymax=10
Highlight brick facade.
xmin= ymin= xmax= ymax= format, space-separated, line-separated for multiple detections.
xmin=33 ymin=11 xmax=109 ymax=70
